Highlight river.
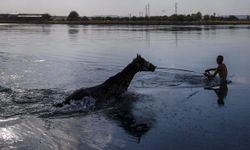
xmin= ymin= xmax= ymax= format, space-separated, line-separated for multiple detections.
xmin=0 ymin=24 xmax=250 ymax=150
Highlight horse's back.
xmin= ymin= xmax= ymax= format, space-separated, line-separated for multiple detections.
xmin=66 ymin=87 xmax=90 ymax=101
xmin=66 ymin=84 xmax=107 ymax=101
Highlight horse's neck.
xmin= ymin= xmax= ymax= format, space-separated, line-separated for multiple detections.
xmin=103 ymin=61 xmax=139 ymax=89
xmin=121 ymin=62 xmax=139 ymax=87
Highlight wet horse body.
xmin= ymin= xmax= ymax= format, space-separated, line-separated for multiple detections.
xmin=66 ymin=64 xmax=138 ymax=101
xmin=56 ymin=55 xmax=156 ymax=107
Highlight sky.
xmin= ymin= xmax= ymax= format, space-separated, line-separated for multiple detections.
xmin=0 ymin=0 xmax=250 ymax=16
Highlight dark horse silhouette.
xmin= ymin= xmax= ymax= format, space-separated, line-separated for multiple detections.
xmin=55 ymin=55 xmax=156 ymax=107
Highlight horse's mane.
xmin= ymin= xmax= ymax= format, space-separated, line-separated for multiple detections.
xmin=103 ymin=58 xmax=138 ymax=85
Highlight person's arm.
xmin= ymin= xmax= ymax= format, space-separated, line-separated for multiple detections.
xmin=213 ymin=66 xmax=221 ymax=77
xmin=205 ymin=68 xmax=216 ymax=72
xmin=213 ymin=70 xmax=218 ymax=77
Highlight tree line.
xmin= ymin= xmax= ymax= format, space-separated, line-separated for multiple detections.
xmin=65 ymin=11 xmax=249 ymax=22
xmin=1 ymin=11 xmax=248 ymax=23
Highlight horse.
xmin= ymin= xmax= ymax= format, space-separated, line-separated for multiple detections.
xmin=54 ymin=55 xmax=156 ymax=107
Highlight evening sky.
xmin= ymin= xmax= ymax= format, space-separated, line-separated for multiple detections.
xmin=0 ymin=0 xmax=249 ymax=16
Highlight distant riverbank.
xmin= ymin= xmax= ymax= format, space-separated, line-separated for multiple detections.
xmin=1 ymin=20 xmax=250 ymax=25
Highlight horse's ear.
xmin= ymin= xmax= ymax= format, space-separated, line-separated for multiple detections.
xmin=137 ymin=54 xmax=141 ymax=58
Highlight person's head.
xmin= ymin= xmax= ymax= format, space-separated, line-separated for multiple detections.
xmin=216 ymin=55 xmax=224 ymax=64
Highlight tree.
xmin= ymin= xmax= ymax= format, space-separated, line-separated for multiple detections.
xmin=162 ymin=15 xmax=169 ymax=21
xmin=169 ymin=14 xmax=178 ymax=21
xmin=67 ymin=11 xmax=80 ymax=21
xmin=228 ymin=15 xmax=239 ymax=21
xmin=42 ymin=13 xmax=51 ymax=21
xmin=131 ymin=16 xmax=137 ymax=21
xmin=106 ymin=16 xmax=112 ymax=21
xmin=176 ymin=15 xmax=185 ymax=21
xmin=82 ymin=16 xmax=89 ymax=21
xmin=203 ymin=15 xmax=210 ymax=21
xmin=185 ymin=14 xmax=193 ymax=21
xmin=210 ymin=15 xmax=216 ymax=21
xmin=196 ymin=12 xmax=202 ymax=21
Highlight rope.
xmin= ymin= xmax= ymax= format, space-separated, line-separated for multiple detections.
xmin=157 ymin=67 xmax=204 ymax=75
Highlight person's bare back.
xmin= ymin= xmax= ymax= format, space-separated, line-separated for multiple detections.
xmin=217 ymin=63 xmax=228 ymax=81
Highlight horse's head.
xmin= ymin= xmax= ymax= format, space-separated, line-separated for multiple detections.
xmin=133 ymin=54 xmax=156 ymax=72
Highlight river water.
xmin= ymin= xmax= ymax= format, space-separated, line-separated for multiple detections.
xmin=0 ymin=24 xmax=250 ymax=150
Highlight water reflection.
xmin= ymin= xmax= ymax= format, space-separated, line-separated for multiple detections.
xmin=105 ymin=94 xmax=155 ymax=143
xmin=41 ymin=25 xmax=51 ymax=35
xmin=174 ymin=31 xmax=178 ymax=48
xmin=37 ymin=93 xmax=155 ymax=147
xmin=0 ymin=117 xmax=22 ymax=147
xmin=47 ymin=93 xmax=156 ymax=144
xmin=215 ymin=84 xmax=228 ymax=106
xmin=68 ymin=25 xmax=80 ymax=40
xmin=145 ymin=31 xmax=151 ymax=48
xmin=205 ymin=84 xmax=228 ymax=106
xmin=0 ymin=127 xmax=20 ymax=145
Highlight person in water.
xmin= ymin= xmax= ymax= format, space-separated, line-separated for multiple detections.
xmin=204 ymin=55 xmax=228 ymax=85
xmin=204 ymin=55 xmax=229 ymax=106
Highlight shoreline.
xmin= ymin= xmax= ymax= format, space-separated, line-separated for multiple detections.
xmin=1 ymin=20 xmax=250 ymax=25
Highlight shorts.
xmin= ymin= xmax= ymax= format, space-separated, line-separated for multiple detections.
xmin=220 ymin=80 xmax=227 ymax=85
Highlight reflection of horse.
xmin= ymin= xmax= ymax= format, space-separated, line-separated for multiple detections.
xmin=41 ymin=92 xmax=155 ymax=145
xmin=105 ymin=93 xmax=155 ymax=143
xmin=55 ymin=55 xmax=156 ymax=107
